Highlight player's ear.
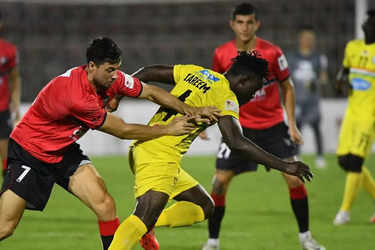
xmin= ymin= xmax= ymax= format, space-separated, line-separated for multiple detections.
xmin=88 ymin=61 xmax=97 ymax=71
xmin=255 ymin=20 xmax=260 ymax=31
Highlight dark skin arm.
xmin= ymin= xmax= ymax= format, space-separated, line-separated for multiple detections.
xmin=218 ymin=115 xmax=313 ymax=182
xmin=336 ymin=67 xmax=351 ymax=96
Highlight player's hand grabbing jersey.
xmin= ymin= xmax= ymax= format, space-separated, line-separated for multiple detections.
xmin=133 ymin=64 xmax=239 ymax=163
xmin=11 ymin=66 xmax=142 ymax=163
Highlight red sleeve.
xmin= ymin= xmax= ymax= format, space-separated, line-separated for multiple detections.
xmin=272 ymin=46 xmax=290 ymax=82
xmin=108 ymin=71 xmax=143 ymax=98
xmin=212 ymin=49 xmax=223 ymax=73
xmin=6 ymin=45 xmax=17 ymax=69
xmin=70 ymin=94 xmax=106 ymax=129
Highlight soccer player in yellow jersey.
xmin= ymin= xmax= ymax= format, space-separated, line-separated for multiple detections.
xmin=334 ymin=9 xmax=375 ymax=225
xmin=108 ymin=52 xmax=313 ymax=250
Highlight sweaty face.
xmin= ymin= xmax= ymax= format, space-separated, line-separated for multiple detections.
xmin=233 ymin=74 xmax=263 ymax=105
xmin=90 ymin=61 xmax=121 ymax=89
xmin=230 ymin=14 xmax=260 ymax=44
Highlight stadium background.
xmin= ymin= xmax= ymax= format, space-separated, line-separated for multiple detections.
xmin=2 ymin=0 xmax=375 ymax=156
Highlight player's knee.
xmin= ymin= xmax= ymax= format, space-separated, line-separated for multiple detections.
xmin=338 ymin=154 xmax=363 ymax=172
xmin=93 ymin=193 xmax=116 ymax=218
xmin=212 ymin=175 xmax=231 ymax=195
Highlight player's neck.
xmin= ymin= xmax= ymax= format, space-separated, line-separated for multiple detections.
xmin=299 ymin=46 xmax=313 ymax=56
xmin=235 ymin=36 xmax=257 ymax=52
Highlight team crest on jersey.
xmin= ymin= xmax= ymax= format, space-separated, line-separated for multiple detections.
xmin=225 ymin=99 xmax=239 ymax=113
xmin=123 ymin=73 xmax=135 ymax=88
xmin=198 ymin=70 xmax=219 ymax=82
xmin=0 ymin=57 xmax=7 ymax=65
xmin=277 ymin=54 xmax=288 ymax=71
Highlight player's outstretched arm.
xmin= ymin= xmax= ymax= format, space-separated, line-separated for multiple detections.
xmin=218 ymin=115 xmax=313 ymax=182
xmin=133 ymin=65 xmax=221 ymax=122
xmin=98 ymin=112 xmax=196 ymax=140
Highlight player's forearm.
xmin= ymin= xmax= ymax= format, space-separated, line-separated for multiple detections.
xmin=146 ymin=85 xmax=191 ymax=115
xmin=228 ymin=136 xmax=289 ymax=172
xmin=281 ymin=82 xmax=297 ymax=127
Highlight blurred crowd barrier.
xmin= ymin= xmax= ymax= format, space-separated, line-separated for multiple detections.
xmin=1 ymin=0 xmax=363 ymax=102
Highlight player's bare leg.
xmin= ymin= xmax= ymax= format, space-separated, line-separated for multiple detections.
xmin=0 ymin=138 xmax=9 ymax=176
xmin=203 ymin=169 xmax=235 ymax=250
xmin=0 ymin=190 xmax=26 ymax=241
xmin=69 ymin=164 xmax=119 ymax=250
xmin=282 ymin=156 xmax=325 ymax=250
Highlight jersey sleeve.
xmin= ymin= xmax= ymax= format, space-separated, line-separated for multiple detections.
xmin=173 ymin=64 xmax=184 ymax=83
xmin=70 ymin=93 xmax=107 ymax=129
xmin=109 ymin=71 xmax=143 ymax=98
xmin=272 ymin=46 xmax=290 ymax=82
xmin=209 ymin=87 xmax=239 ymax=120
xmin=212 ymin=49 xmax=224 ymax=73
xmin=6 ymin=45 xmax=17 ymax=70
xmin=342 ymin=41 xmax=352 ymax=68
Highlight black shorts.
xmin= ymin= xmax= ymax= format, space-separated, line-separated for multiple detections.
xmin=0 ymin=110 xmax=13 ymax=139
xmin=0 ymin=139 xmax=91 ymax=211
xmin=216 ymin=122 xmax=297 ymax=174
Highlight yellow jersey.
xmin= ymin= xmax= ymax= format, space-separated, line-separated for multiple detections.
xmin=343 ymin=39 xmax=375 ymax=118
xmin=132 ymin=64 xmax=239 ymax=164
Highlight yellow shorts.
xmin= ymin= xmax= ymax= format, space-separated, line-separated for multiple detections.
xmin=336 ymin=114 xmax=375 ymax=157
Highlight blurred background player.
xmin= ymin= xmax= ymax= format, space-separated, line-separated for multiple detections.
xmin=334 ymin=9 xmax=375 ymax=226
xmin=0 ymin=10 xmax=21 ymax=177
xmin=202 ymin=3 xmax=325 ymax=250
xmin=109 ymin=52 xmax=313 ymax=250
xmin=287 ymin=25 xmax=329 ymax=168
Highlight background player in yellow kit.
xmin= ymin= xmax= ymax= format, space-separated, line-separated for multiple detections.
xmin=108 ymin=52 xmax=313 ymax=250
xmin=334 ymin=9 xmax=375 ymax=225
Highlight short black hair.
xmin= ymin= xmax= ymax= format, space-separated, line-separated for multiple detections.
xmin=86 ymin=37 xmax=122 ymax=65
xmin=298 ymin=25 xmax=315 ymax=33
xmin=367 ymin=9 xmax=375 ymax=18
xmin=232 ymin=3 xmax=257 ymax=20
xmin=228 ymin=51 xmax=268 ymax=80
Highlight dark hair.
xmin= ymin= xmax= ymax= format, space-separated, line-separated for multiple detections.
xmin=228 ymin=51 xmax=268 ymax=80
xmin=86 ymin=37 xmax=122 ymax=65
xmin=298 ymin=25 xmax=315 ymax=33
xmin=367 ymin=9 xmax=375 ymax=18
xmin=232 ymin=3 xmax=257 ymax=20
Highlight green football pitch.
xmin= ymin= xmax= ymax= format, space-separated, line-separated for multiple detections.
xmin=1 ymin=154 xmax=375 ymax=250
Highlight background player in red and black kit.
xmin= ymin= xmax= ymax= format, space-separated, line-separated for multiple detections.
xmin=202 ymin=4 xmax=325 ymax=250
xmin=0 ymin=11 xmax=21 ymax=177
xmin=0 ymin=37 xmax=220 ymax=250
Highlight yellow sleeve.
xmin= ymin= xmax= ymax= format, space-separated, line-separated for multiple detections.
xmin=173 ymin=65 xmax=184 ymax=84
xmin=342 ymin=41 xmax=352 ymax=68
xmin=209 ymin=89 xmax=239 ymax=120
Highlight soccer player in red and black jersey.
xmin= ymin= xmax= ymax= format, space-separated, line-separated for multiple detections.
xmin=0 ymin=37 xmax=220 ymax=250
xmin=0 ymin=11 xmax=21 ymax=177
xmin=202 ymin=3 xmax=325 ymax=250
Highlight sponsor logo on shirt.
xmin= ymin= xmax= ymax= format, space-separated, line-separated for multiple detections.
xmin=225 ymin=99 xmax=239 ymax=113
xmin=351 ymin=78 xmax=371 ymax=90
xmin=199 ymin=69 xmax=219 ymax=82
xmin=278 ymin=54 xmax=288 ymax=71
xmin=124 ymin=73 xmax=135 ymax=89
